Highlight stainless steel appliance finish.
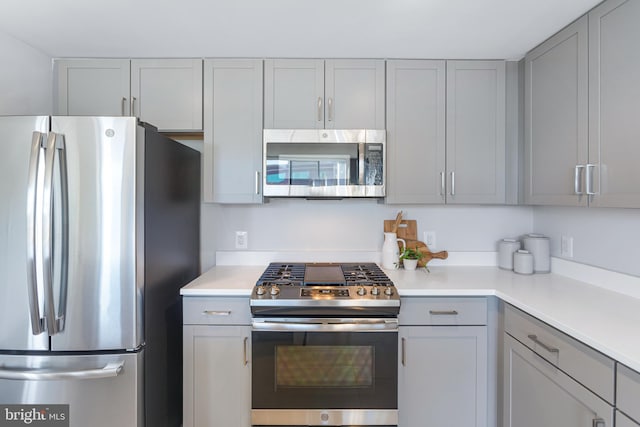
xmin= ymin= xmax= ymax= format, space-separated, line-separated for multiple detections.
xmin=0 ymin=116 xmax=201 ymax=427
xmin=263 ymin=129 xmax=386 ymax=198
xmin=250 ymin=263 xmax=399 ymax=427
xmin=250 ymin=263 xmax=400 ymax=317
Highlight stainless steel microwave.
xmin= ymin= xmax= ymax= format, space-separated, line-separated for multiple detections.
xmin=263 ymin=129 xmax=386 ymax=198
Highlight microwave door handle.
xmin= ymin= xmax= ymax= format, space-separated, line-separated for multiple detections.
xmin=358 ymin=143 xmax=365 ymax=185
xmin=26 ymin=132 xmax=45 ymax=335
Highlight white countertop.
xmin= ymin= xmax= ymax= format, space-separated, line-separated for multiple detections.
xmin=181 ymin=263 xmax=640 ymax=373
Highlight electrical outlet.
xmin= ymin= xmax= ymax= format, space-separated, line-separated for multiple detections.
xmin=561 ymin=235 xmax=573 ymax=258
xmin=235 ymin=231 xmax=248 ymax=249
xmin=423 ymin=231 xmax=437 ymax=249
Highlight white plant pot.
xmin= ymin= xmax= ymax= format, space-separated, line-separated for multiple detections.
xmin=403 ymin=259 xmax=418 ymax=271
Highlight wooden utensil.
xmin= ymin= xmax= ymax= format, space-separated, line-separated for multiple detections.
xmin=392 ymin=211 xmax=403 ymax=233
xmin=384 ymin=219 xmax=417 ymax=242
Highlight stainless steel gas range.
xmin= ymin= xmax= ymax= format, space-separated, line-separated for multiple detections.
xmin=250 ymin=263 xmax=399 ymax=427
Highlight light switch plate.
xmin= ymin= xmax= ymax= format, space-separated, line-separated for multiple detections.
xmin=235 ymin=231 xmax=248 ymax=249
xmin=561 ymin=235 xmax=573 ymax=258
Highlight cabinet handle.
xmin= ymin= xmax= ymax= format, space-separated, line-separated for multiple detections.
xmin=574 ymin=165 xmax=585 ymax=195
xmin=202 ymin=310 xmax=231 ymax=316
xmin=450 ymin=171 xmax=455 ymax=196
xmin=586 ymin=164 xmax=596 ymax=196
xmin=130 ymin=96 xmax=137 ymax=117
xmin=327 ymin=97 xmax=333 ymax=122
xmin=429 ymin=310 xmax=459 ymax=315
xmin=121 ymin=97 xmax=127 ymax=116
xmin=255 ymin=171 xmax=261 ymax=195
xmin=401 ymin=337 xmax=406 ymax=366
xmin=440 ymin=172 xmax=445 ymax=196
xmin=243 ymin=337 xmax=248 ymax=366
xmin=592 ymin=418 xmax=605 ymax=427
xmin=527 ymin=334 xmax=559 ymax=354
xmin=317 ymin=97 xmax=323 ymax=122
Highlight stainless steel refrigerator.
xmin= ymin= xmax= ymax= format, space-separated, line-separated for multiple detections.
xmin=0 ymin=116 xmax=200 ymax=427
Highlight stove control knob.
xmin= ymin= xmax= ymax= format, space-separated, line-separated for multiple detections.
xmin=384 ymin=286 xmax=394 ymax=296
xmin=357 ymin=287 xmax=366 ymax=296
xmin=256 ymin=286 xmax=266 ymax=296
xmin=270 ymin=285 xmax=280 ymax=296
xmin=370 ymin=286 xmax=380 ymax=296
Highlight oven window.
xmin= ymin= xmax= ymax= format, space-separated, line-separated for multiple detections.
xmin=276 ymin=345 xmax=373 ymax=388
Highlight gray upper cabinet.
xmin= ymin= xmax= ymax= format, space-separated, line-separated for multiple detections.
xmin=264 ymin=59 xmax=385 ymax=129
xmin=55 ymin=58 xmax=203 ymax=132
xmin=55 ymin=59 xmax=131 ymax=117
xmin=446 ymin=61 xmax=506 ymax=204
xmin=523 ymin=16 xmax=589 ymax=206
xmin=386 ymin=60 xmax=506 ymax=205
xmin=588 ymin=0 xmax=640 ymax=208
xmin=130 ymin=59 xmax=203 ymax=131
xmin=203 ymin=59 xmax=263 ymax=204
xmin=386 ymin=60 xmax=446 ymax=204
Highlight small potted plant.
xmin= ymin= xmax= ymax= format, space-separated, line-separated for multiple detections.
xmin=399 ymin=248 xmax=424 ymax=271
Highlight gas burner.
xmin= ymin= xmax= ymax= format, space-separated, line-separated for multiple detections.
xmin=251 ymin=262 xmax=400 ymax=317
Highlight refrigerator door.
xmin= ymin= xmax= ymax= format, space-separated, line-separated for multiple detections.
xmin=0 ymin=116 xmax=50 ymax=351
xmin=0 ymin=351 xmax=143 ymax=427
xmin=49 ymin=117 xmax=142 ymax=351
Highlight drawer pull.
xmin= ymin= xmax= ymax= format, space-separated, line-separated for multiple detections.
xmin=243 ymin=337 xmax=248 ymax=366
xmin=527 ymin=334 xmax=559 ymax=354
xmin=202 ymin=310 xmax=232 ymax=316
xmin=429 ymin=310 xmax=459 ymax=316
xmin=401 ymin=337 xmax=406 ymax=367
xmin=592 ymin=418 xmax=605 ymax=427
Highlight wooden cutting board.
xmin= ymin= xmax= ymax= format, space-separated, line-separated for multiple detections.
xmin=383 ymin=219 xmax=417 ymax=242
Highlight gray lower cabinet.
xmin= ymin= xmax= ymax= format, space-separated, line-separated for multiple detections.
xmin=617 ymin=363 xmax=640 ymax=425
xmin=183 ymin=297 xmax=251 ymax=427
xmin=588 ymin=0 xmax=640 ymax=208
xmin=398 ymin=297 xmax=488 ymax=427
xmin=386 ymin=60 xmax=506 ymax=205
xmin=523 ymin=15 xmax=588 ymax=206
xmin=203 ymin=59 xmax=263 ymax=203
xmin=618 ymin=411 xmax=640 ymax=427
xmin=503 ymin=304 xmax=614 ymax=427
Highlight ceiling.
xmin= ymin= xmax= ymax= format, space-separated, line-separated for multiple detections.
xmin=1 ymin=0 xmax=602 ymax=59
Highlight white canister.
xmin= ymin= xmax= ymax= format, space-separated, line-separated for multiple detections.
xmin=513 ymin=250 xmax=534 ymax=275
xmin=523 ymin=234 xmax=551 ymax=273
xmin=498 ymin=239 xmax=521 ymax=270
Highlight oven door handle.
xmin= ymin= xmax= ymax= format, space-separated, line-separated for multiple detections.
xmin=252 ymin=318 xmax=398 ymax=332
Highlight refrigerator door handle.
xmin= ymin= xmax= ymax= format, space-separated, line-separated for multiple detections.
xmin=26 ymin=131 xmax=46 ymax=335
xmin=42 ymin=132 xmax=59 ymax=335
xmin=54 ymin=134 xmax=69 ymax=332
xmin=0 ymin=361 xmax=124 ymax=381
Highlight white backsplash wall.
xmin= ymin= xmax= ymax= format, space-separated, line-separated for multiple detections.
xmin=533 ymin=206 xmax=640 ymax=277
xmin=201 ymin=200 xmax=533 ymax=270
xmin=0 ymin=31 xmax=51 ymax=115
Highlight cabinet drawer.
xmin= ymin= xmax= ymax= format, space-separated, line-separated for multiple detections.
xmin=617 ymin=364 xmax=640 ymax=423
xmin=399 ymin=297 xmax=487 ymax=325
xmin=504 ymin=304 xmax=614 ymax=403
xmin=183 ymin=297 xmax=251 ymax=325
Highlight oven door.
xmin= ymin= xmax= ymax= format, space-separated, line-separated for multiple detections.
xmin=251 ymin=318 xmax=398 ymax=426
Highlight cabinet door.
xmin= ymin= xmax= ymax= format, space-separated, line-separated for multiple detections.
xmin=446 ymin=61 xmax=506 ymax=204
xmin=264 ymin=59 xmax=324 ymax=129
xmin=524 ymin=16 xmax=589 ymax=206
xmin=55 ymin=59 xmax=130 ymax=116
xmin=399 ymin=326 xmax=487 ymax=427
xmin=203 ymin=59 xmax=263 ymax=203
xmin=588 ymin=0 xmax=640 ymax=208
xmin=131 ymin=59 xmax=203 ymax=131
xmin=386 ymin=60 xmax=446 ymax=204
xmin=503 ymin=334 xmax=613 ymax=427
xmin=617 ymin=411 xmax=640 ymax=427
xmin=183 ymin=325 xmax=251 ymax=427
xmin=325 ymin=59 xmax=385 ymax=129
